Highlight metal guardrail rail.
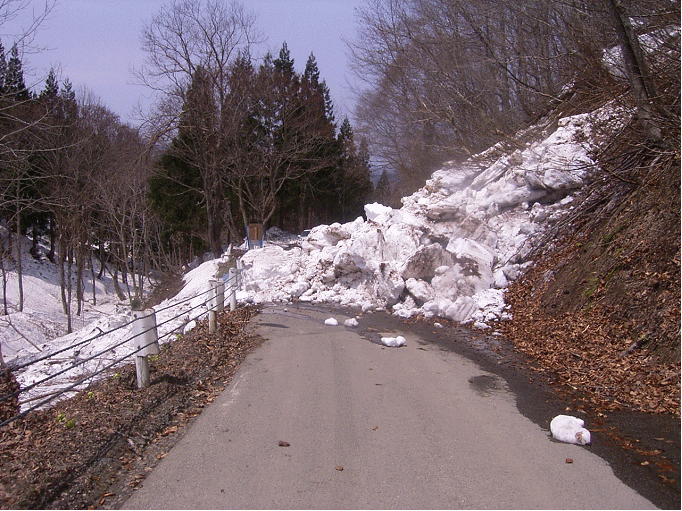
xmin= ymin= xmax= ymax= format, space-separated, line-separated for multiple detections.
xmin=0 ymin=269 xmax=243 ymax=428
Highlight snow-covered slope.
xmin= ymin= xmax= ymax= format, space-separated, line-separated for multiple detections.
xmin=239 ymin=107 xmax=622 ymax=328
xmin=1 ymin=235 xmax=229 ymax=410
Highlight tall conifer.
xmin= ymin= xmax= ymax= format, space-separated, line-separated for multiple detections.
xmin=5 ymin=44 xmax=28 ymax=100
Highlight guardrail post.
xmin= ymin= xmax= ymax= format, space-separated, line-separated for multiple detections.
xmin=216 ymin=279 xmax=225 ymax=311
xmin=132 ymin=309 xmax=160 ymax=389
xmin=208 ymin=280 xmax=218 ymax=333
xmin=228 ymin=268 xmax=237 ymax=311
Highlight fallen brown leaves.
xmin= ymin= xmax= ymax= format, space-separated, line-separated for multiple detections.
xmin=502 ymin=253 xmax=680 ymax=417
xmin=0 ymin=306 xmax=261 ymax=509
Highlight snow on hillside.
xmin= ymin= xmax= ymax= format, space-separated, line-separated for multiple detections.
xmin=1 ymin=236 xmax=228 ymax=411
xmin=238 ymin=106 xmax=623 ymax=329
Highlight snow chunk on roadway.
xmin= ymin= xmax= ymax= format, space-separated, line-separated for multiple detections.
xmin=344 ymin=318 xmax=359 ymax=327
xmin=381 ymin=336 xmax=406 ymax=347
xmin=550 ymin=415 xmax=592 ymax=446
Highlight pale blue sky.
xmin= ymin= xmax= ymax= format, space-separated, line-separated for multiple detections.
xmin=1 ymin=0 xmax=363 ymax=125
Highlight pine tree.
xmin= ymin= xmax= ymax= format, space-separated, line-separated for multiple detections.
xmin=304 ymin=53 xmax=320 ymax=87
xmin=274 ymin=41 xmax=295 ymax=75
xmin=60 ymin=78 xmax=78 ymax=121
xmin=148 ymin=148 xmax=207 ymax=263
xmin=5 ymin=44 xmax=28 ymax=100
xmin=0 ymin=41 xmax=7 ymax=96
xmin=375 ymin=169 xmax=391 ymax=206
xmin=41 ymin=68 xmax=59 ymax=99
xmin=337 ymin=118 xmax=372 ymax=221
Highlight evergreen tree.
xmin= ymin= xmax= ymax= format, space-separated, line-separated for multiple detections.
xmin=177 ymin=64 xmax=224 ymax=258
xmin=0 ymin=41 xmax=7 ymax=96
xmin=337 ymin=118 xmax=372 ymax=221
xmin=374 ymin=169 xmax=392 ymax=206
xmin=148 ymin=148 xmax=208 ymax=263
xmin=5 ymin=44 xmax=28 ymax=100
xmin=273 ymin=41 xmax=295 ymax=75
xmin=60 ymin=79 xmax=77 ymax=121
xmin=304 ymin=53 xmax=320 ymax=87
xmin=41 ymin=68 xmax=59 ymax=100
xmin=303 ymin=53 xmax=335 ymax=124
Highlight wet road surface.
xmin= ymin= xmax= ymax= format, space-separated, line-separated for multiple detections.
xmin=123 ymin=303 xmax=657 ymax=509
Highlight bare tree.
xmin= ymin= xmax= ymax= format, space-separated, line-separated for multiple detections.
xmin=347 ymin=0 xmax=679 ymax=194
xmin=0 ymin=0 xmax=55 ymax=318
xmin=93 ymin=122 xmax=155 ymax=303
xmin=0 ymin=0 xmax=55 ymax=53
xmin=137 ymin=0 xmax=261 ymax=258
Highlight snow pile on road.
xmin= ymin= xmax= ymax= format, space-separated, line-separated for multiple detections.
xmin=239 ymin=108 xmax=614 ymax=326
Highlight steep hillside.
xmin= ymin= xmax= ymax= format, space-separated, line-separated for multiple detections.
xmin=503 ymin=122 xmax=680 ymax=416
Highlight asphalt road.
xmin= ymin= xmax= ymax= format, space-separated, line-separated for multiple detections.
xmin=123 ymin=304 xmax=655 ymax=509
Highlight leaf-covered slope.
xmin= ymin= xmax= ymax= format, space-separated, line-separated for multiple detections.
xmin=502 ymin=134 xmax=680 ymax=416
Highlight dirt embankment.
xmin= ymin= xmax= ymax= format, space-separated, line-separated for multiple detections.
xmin=504 ymin=131 xmax=680 ymax=415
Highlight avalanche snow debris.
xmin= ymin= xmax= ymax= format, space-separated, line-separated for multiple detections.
xmin=550 ymin=415 xmax=592 ymax=446
xmin=381 ymin=335 xmax=406 ymax=348
xmin=238 ymin=108 xmax=612 ymax=324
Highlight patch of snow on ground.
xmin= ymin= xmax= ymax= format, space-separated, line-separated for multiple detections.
xmin=1 ymin=236 xmax=234 ymax=412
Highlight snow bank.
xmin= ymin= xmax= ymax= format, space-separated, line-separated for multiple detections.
xmin=1 ymin=237 xmax=235 ymax=411
xmin=239 ymin=108 xmax=617 ymax=326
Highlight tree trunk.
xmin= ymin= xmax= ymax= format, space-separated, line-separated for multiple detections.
xmin=97 ymin=242 xmax=106 ymax=279
xmin=206 ymin=200 xmax=223 ymax=259
xmin=112 ymin=263 xmax=126 ymax=301
xmin=1 ymin=236 xmax=8 ymax=316
xmin=14 ymin=222 xmax=23 ymax=313
xmin=76 ymin=238 xmax=85 ymax=317
xmin=66 ymin=246 xmax=73 ymax=334
xmin=606 ymin=0 xmax=663 ymax=142
xmin=48 ymin=214 xmax=56 ymax=263
xmin=90 ymin=248 xmax=97 ymax=306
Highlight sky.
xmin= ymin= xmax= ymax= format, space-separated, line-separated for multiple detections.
xmin=0 ymin=0 xmax=364 ymax=126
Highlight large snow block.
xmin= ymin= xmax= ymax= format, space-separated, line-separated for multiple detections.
xmin=401 ymin=243 xmax=453 ymax=280
xmin=365 ymin=202 xmax=394 ymax=222
xmin=405 ymin=278 xmax=435 ymax=304
xmin=446 ymin=238 xmax=497 ymax=271
xmin=382 ymin=223 xmax=421 ymax=263
xmin=241 ymin=245 xmax=301 ymax=292
xmin=444 ymin=296 xmax=477 ymax=323
xmin=303 ymin=222 xmax=354 ymax=251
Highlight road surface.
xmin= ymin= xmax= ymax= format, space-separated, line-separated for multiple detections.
xmin=123 ymin=304 xmax=654 ymax=509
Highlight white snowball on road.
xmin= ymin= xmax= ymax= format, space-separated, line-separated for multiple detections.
xmin=550 ymin=415 xmax=592 ymax=445
xmin=324 ymin=318 xmax=339 ymax=326
xmin=344 ymin=318 xmax=359 ymax=327
xmin=381 ymin=335 xmax=406 ymax=347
